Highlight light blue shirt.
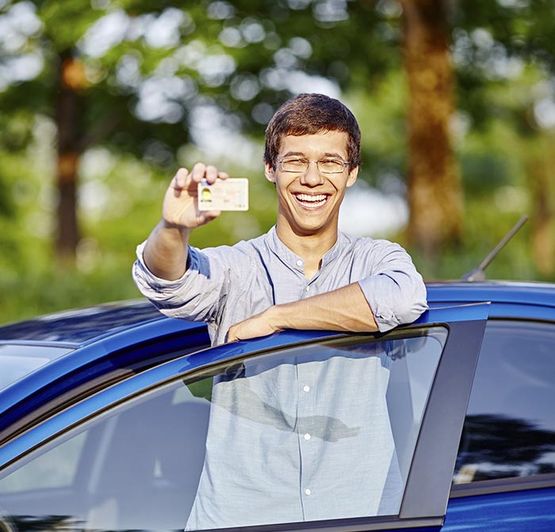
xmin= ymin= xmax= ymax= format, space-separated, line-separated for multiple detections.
xmin=133 ymin=227 xmax=427 ymax=346
xmin=132 ymin=227 xmax=427 ymax=529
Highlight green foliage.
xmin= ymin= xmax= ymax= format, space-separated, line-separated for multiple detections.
xmin=1 ymin=0 xmax=555 ymax=326
xmin=39 ymin=0 xmax=105 ymax=51
xmin=414 ymin=206 xmax=535 ymax=282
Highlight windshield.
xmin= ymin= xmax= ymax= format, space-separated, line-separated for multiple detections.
xmin=0 ymin=344 xmax=73 ymax=391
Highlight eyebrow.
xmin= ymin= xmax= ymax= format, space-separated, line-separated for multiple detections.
xmin=281 ymin=151 xmax=345 ymax=158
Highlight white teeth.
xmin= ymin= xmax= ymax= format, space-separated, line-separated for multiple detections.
xmin=295 ymin=194 xmax=327 ymax=202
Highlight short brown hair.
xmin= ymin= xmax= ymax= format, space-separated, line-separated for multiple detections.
xmin=264 ymin=93 xmax=361 ymax=170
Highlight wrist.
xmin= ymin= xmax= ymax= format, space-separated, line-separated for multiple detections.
xmin=160 ymin=219 xmax=191 ymax=239
xmin=265 ymin=304 xmax=287 ymax=331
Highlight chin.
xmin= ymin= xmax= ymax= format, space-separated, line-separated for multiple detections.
xmin=291 ymin=218 xmax=333 ymax=236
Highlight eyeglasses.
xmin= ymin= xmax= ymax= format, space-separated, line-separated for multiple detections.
xmin=277 ymin=157 xmax=350 ymax=175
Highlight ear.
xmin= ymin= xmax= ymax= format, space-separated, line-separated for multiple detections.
xmin=265 ymin=163 xmax=277 ymax=184
xmin=346 ymin=166 xmax=359 ymax=188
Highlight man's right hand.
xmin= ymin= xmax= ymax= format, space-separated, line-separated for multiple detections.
xmin=142 ymin=163 xmax=228 ymax=280
xmin=163 ymin=163 xmax=229 ymax=230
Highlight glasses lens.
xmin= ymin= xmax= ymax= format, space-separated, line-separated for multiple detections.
xmin=281 ymin=159 xmax=309 ymax=173
xmin=318 ymin=159 xmax=345 ymax=174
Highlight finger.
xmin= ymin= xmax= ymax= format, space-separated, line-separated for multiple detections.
xmin=172 ymin=169 xmax=188 ymax=198
xmin=218 ymin=171 xmax=229 ymax=180
xmin=191 ymin=162 xmax=207 ymax=183
xmin=205 ymin=165 xmax=218 ymax=184
xmin=173 ymin=168 xmax=189 ymax=189
xmin=196 ymin=210 xmax=221 ymax=225
xmin=204 ymin=210 xmax=221 ymax=219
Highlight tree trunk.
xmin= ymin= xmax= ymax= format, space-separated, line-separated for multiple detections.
xmin=525 ymin=136 xmax=555 ymax=278
xmin=55 ymin=51 xmax=83 ymax=263
xmin=400 ymin=0 xmax=463 ymax=260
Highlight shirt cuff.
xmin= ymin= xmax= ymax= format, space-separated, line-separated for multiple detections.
xmin=132 ymin=241 xmax=190 ymax=292
xmin=358 ymin=275 xmax=428 ymax=333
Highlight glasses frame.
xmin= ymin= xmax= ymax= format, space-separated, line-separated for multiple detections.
xmin=277 ymin=157 xmax=351 ymax=175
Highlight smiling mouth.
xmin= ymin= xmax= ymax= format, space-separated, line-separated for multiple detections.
xmin=293 ymin=193 xmax=330 ymax=209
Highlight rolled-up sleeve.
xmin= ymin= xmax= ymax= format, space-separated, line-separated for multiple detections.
xmin=357 ymin=241 xmax=427 ymax=332
xmin=132 ymin=241 xmax=234 ymax=322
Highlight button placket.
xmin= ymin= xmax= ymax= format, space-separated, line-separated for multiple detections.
xmin=297 ymin=362 xmax=321 ymax=520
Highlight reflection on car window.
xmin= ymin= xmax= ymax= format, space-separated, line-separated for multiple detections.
xmin=0 ymin=327 xmax=446 ymax=531
xmin=454 ymin=320 xmax=555 ymax=484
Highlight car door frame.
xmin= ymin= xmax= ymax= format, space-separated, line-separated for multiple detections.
xmin=0 ymin=303 xmax=490 ymax=532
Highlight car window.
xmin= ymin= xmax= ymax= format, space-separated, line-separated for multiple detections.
xmin=0 ymin=344 xmax=73 ymax=391
xmin=454 ymin=320 xmax=555 ymax=484
xmin=0 ymin=327 xmax=447 ymax=531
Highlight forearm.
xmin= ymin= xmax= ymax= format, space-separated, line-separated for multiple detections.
xmin=269 ymin=282 xmax=378 ymax=333
xmin=143 ymin=220 xmax=191 ymax=280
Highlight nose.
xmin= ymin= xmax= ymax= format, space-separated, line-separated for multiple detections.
xmin=300 ymin=161 xmax=324 ymax=187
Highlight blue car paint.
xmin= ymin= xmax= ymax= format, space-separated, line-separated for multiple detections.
xmin=0 ymin=317 xmax=209 ymax=434
xmin=426 ymin=282 xmax=555 ymax=309
xmin=0 ymin=301 xmax=163 ymax=344
xmin=444 ymin=486 xmax=555 ymax=531
xmin=426 ymin=283 xmax=555 ymax=322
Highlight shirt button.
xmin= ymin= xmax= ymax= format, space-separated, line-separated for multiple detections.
xmin=305 ymin=286 xmax=310 ymax=292
xmin=304 ymin=433 xmax=311 ymax=440
xmin=296 ymin=259 xmax=303 ymax=267
xmin=305 ymin=488 xmax=311 ymax=496
xmin=303 ymin=385 xmax=310 ymax=392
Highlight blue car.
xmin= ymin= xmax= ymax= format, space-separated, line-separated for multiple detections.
xmin=0 ymin=282 xmax=554 ymax=531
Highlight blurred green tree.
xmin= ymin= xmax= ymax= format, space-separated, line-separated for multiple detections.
xmin=1 ymin=0 xmax=555 ymax=271
xmin=451 ymin=0 xmax=555 ymax=275
xmin=0 ymin=0 xmax=423 ymax=262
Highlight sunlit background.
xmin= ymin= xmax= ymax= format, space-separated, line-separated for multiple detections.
xmin=1 ymin=0 xmax=554 ymax=323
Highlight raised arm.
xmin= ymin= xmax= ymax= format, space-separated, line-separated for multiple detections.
xmin=143 ymin=164 xmax=228 ymax=280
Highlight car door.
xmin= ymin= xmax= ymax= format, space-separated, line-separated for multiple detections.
xmin=446 ymin=305 xmax=555 ymax=531
xmin=0 ymin=303 xmax=488 ymax=532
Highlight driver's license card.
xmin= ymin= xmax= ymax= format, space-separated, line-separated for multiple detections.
xmin=197 ymin=179 xmax=249 ymax=211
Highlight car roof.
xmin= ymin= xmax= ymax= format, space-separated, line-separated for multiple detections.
xmin=426 ymin=281 xmax=555 ymax=308
xmin=1 ymin=281 xmax=553 ymax=348
xmin=0 ymin=300 xmax=181 ymax=347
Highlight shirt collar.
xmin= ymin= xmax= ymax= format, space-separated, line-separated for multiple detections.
xmin=266 ymin=226 xmax=346 ymax=273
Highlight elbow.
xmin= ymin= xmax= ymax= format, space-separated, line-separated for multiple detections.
xmin=378 ymin=279 xmax=427 ymax=332
xmin=359 ymin=272 xmax=428 ymax=333
xmin=394 ymin=279 xmax=428 ymax=326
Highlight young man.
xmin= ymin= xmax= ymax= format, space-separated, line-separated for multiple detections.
xmin=133 ymin=93 xmax=427 ymax=528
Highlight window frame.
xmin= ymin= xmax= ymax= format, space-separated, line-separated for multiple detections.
xmin=450 ymin=316 xmax=555 ymax=499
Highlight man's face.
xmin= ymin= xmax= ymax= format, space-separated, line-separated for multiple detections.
xmin=265 ymin=131 xmax=358 ymax=236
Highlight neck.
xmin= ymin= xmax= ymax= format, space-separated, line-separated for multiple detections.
xmin=276 ymin=217 xmax=338 ymax=277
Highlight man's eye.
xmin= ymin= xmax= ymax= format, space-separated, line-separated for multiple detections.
xmin=319 ymin=159 xmax=344 ymax=172
xmin=281 ymin=159 xmax=309 ymax=172
xmin=283 ymin=159 xmax=306 ymax=167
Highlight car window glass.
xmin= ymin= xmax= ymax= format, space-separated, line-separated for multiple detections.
xmin=0 ymin=345 xmax=73 ymax=390
xmin=454 ymin=320 xmax=555 ymax=484
xmin=0 ymin=433 xmax=87 ymax=492
xmin=0 ymin=327 xmax=446 ymax=531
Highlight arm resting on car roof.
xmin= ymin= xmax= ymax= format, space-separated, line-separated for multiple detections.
xmin=226 ymin=248 xmax=428 ymax=342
